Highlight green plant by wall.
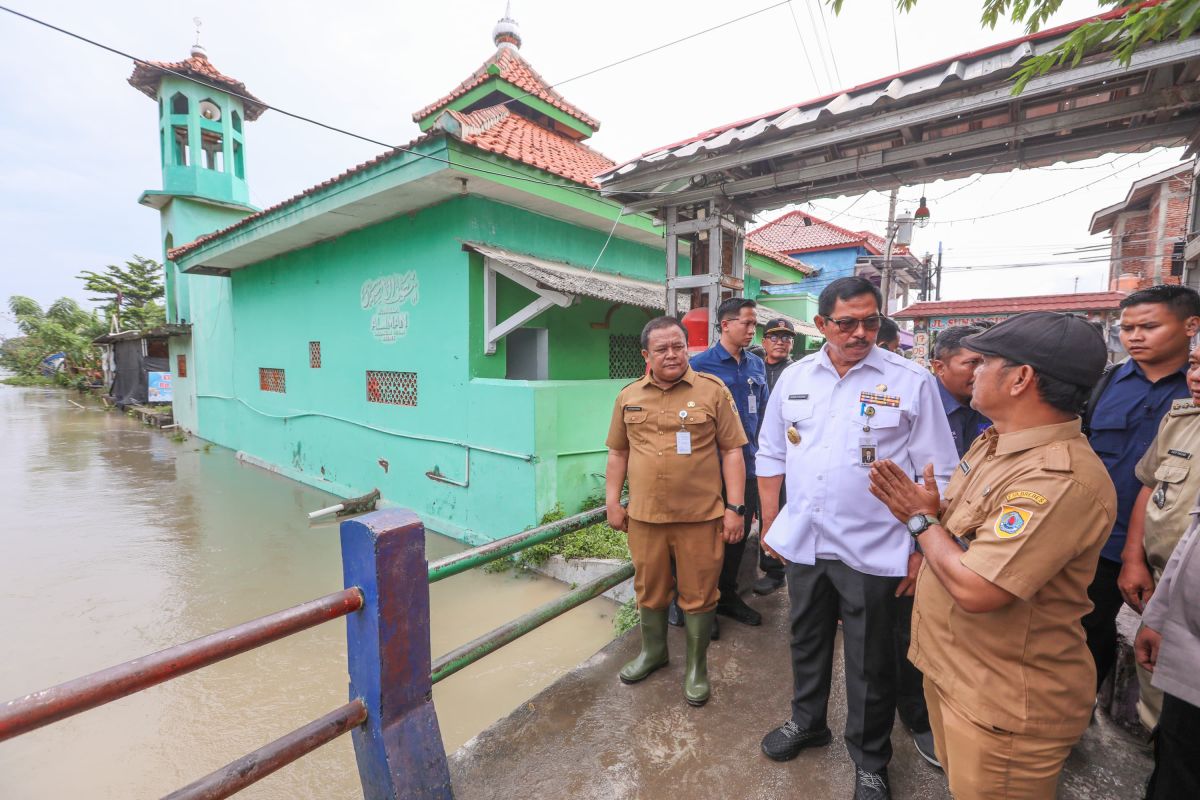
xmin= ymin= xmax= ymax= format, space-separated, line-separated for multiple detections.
xmin=515 ymin=499 xmax=631 ymax=568
xmin=613 ymin=599 xmax=639 ymax=636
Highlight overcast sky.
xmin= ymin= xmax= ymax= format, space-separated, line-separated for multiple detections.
xmin=0 ymin=0 xmax=1187 ymax=338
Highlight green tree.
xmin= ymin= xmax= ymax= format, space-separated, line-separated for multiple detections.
xmin=835 ymin=1 xmax=1200 ymax=91
xmin=1 ymin=295 xmax=107 ymax=378
xmin=77 ymin=255 xmax=166 ymax=331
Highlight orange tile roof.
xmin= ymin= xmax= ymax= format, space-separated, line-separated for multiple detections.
xmin=894 ymin=291 xmax=1126 ymax=319
xmin=413 ymin=46 xmax=599 ymax=131
xmin=444 ymin=105 xmax=614 ymax=188
xmin=128 ymin=51 xmax=267 ymax=121
xmin=169 ymin=108 xmax=616 ymax=261
xmin=749 ymin=210 xmax=909 ymax=256
xmin=744 ymin=239 xmax=814 ymax=275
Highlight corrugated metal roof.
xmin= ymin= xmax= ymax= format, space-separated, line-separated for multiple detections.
xmin=598 ymin=6 xmax=1200 ymax=213
xmin=894 ymin=291 xmax=1126 ymax=319
xmin=461 ymin=242 xmax=821 ymax=336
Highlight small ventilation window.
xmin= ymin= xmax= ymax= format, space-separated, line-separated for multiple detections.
xmin=608 ymin=335 xmax=645 ymax=379
xmin=170 ymin=92 xmax=189 ymax=115
xmin=231 ymin=109 xmax=242 ymax=133
xmin=309 ymin=341 xmax=321 ymax=368
xmin=176 ymin=354 xmax=188 ymax=378
xmin=259 ymin=368 xmax=286 ymax=393
xmin=173 ymin=126 xmax=189 ymax=166
xmin=366 ymin=371 xmax=417 ymax=406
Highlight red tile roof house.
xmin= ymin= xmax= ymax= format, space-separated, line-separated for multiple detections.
xmin=894 ymin=291 xmax=1126 ymax=365
xmin=143 ymin=14 xmax=813 ymax=543
xmin=748 ymin=211 xmax=925 ymax=316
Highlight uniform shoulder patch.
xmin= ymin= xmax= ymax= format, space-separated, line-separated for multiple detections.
xmin=995 ymin=505 xmax=1033 ymax=538
xmin=1043 ymin=442 xmax=1071 ymax=472
xmin=1005 ymin=490 xmax=1047 ymax=505
xmin=1169 ymin=399 xmax=1200 ymax=417
xmin=695 ymin=371 xmax=726 ymax=389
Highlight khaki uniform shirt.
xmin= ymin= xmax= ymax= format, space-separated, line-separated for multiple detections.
xmin=910 ymin=418 xmax=1117 ymax=738
xmin=1135 ymin=398 xmax=1200 ymax=576
xmin=606 ymin=367 xmax=747 ymax=523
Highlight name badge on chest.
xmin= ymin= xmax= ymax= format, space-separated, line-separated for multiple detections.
xmin=676 ymin=409 xmax=692 ymax=455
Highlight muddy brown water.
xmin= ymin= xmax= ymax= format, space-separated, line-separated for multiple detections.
xmin=0 ymin=386 xmax=617 ymax=799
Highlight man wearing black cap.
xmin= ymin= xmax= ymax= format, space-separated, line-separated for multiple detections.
xmin=868 ymin=312 xmax=1117 ymax=798
xmin=754 ymin=318 xmax=798 ymax=595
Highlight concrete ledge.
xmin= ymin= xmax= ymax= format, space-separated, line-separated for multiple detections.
xmin=529 ymin=555 xmax=634 ymax=604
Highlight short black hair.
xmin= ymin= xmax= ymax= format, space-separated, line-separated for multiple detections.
xmin=878 ymin=316 xmax=900 ymax=343
xmin=932 ymin=325 xmax=984 ymax=361
xmin=717 ymin=297 xmax=756 ymax=323
xmin=1119 ymin=284 xmax=1200 ymax=321
xmin=818 ymin=276 xmax=882 ymax=317
xmin=1004 ymin=359 xmax=1090 ymax=415
xmin=640 ymin=316 xmax=688 ymax=350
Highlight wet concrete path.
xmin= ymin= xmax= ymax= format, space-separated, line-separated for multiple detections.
xmin=449 ymin=543 xmax=1153 ymax=800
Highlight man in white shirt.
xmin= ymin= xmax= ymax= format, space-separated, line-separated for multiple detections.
xmin=756 ymin=277 xmax=957 ymax=800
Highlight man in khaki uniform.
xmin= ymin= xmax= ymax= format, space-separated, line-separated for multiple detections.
xmin=868 ymin=312 xmax=1117 ymax=799
xmin=1123 ymin=342 xmax=1200 ymax=727
xmin=606 ymin=316 xmax=748 ymax=707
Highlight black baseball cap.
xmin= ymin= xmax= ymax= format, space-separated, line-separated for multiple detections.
xmin=961 ymin=311 xmax=1107 ymax=388
xmin=764 ymin=318 xmax=796 ymax=337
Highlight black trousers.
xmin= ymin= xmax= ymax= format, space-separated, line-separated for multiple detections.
xmin=1146 ymin=692 xmax=1200 ymax=799
xmin=785 ymin=558 xmax=900 ymax=773
xmin=1082 ymin=556 xmax=1124 ymax=691
xmin=719 ymin=478 xmax=759 ymax=597
xmin=758 ymin=483 xmax=786 ymax=580
xmin=893 ymin=594 xmax=929 ymax=733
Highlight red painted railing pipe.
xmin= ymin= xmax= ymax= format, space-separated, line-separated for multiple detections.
xmin=161 ymin=698 xmax=368 ymax=800
xmin=0 ymin=588 xmax=363 ymax=743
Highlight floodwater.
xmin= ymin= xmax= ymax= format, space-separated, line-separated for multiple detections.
xmin=0 ymin=385 xmax=619 ymax=799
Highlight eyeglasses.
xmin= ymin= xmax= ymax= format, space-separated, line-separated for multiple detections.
xmin=826 ymin=315 xmax=883 ymax=333
xmin=765 ymin=333 xmax=795 ymax=343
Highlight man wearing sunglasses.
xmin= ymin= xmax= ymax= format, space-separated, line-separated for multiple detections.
xmin=756 ymin=276 xmax=957 ymax=800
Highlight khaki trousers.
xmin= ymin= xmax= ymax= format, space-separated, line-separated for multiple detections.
xmin=626 ymin=517 xmax=723 ymax=614
xmin=925 ymin=679 xmax=1078 ymax=800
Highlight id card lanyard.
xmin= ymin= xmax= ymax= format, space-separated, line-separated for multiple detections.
xmin=676 ymin=409 xmax=692 ymax=455
xmin=859 ymin=405 xmax=877 ymax=467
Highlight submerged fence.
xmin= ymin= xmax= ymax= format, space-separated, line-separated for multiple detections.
xmin=0 ymin=504 xmax=631 ymax=799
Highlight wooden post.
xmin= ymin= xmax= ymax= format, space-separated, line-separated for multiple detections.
xmin=707 ymin=201 xmax=722 ymax=329
xmin=341 ymin=509 xmax=453 ymax=800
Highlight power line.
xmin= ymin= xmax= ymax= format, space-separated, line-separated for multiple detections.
xmin=799 ymin=0 xmax=835 ymax=95
xmin=786 ymin=1 xmax=827 ymax=95
xmin=812 ymin=0 xmax=842 ymax=87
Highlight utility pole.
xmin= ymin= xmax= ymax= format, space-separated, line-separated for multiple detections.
xmin=881 ymin=189 xmax=898 ymax=315
xmin=935 ymin=241 xmax=943 ymax=301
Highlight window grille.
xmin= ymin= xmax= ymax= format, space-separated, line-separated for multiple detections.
xmin=609 ymin=335 xmax=645 ymax=380
xmin=309 ymin=341 xmax=322 ymax=368
xmin=176 ymin=354 xmax=187 ymax=378
xmin=366 ymin=371 xmax=418 ymax=406
xmin=259 ymin=367 xmax=286 ymax=393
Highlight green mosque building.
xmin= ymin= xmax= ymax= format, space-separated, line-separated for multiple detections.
xmin=132 ymin=12 xmax=819 ymax=542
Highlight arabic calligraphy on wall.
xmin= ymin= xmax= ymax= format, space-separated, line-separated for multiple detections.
xmin=361 ymin=271 xmax=420 ymax=344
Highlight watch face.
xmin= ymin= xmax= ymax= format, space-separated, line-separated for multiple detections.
xmin=906 ymin=515 xmax=927 ymax=534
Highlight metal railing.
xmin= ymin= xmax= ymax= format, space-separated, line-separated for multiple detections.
xmin=0 ymin=503 xmax=629 ymax=799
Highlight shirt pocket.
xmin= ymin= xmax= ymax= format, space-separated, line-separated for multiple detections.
xmin=1088 ymin=408 xmax=1126 ymax=459
xmin=1153 ymin=463 xmax=1190 ymax=512
xmin=864 ymin=406 xmax=903 ymax=430
xmin=623 ymin=410 xmax=648 ymax=424
xmin=782 ymin=398 xmax=816 ymax=428
xmin=680 ymin=411 xmax=708 ymax=426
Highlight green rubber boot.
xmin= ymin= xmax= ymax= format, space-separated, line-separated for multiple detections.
xmin=619 ymin=607 xmax=669 ymax=684
xmin=683 ymin=610 xmax=715 ymax=706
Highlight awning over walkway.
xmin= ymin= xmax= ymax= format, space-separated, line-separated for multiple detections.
xmin=598 ymin=9 xmax=1200 ymax=213
xmin=461 ymin=242 xmax=820 ymax=348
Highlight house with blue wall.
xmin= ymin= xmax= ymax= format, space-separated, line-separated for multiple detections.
xmin=748 ymin=211 xmax=923 ymax=315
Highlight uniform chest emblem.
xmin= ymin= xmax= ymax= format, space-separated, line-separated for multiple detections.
xmin=995 ymin=505 xmax=1032 ymax=539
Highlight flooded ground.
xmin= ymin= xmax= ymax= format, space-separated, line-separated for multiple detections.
xmin=0 ymin=385 xmax=618 ymax=799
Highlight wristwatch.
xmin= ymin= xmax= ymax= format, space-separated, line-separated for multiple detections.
xmin=905 ymin=514 xmax=940 ymax=538
xmin=725 ymin=502 xmax=746 ymax=516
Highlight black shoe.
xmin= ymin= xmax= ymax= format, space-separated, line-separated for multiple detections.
xmin=853 ymin=767 xmax=890 ymax=800
xmin=668 ymin=598 xmax=683 ymax=627
xmin=752 ymin=574 xmax=784 ymax=595
xmin=911 ymin=728 xmax=941 ymax=769
xmin=760 ymin=721 xmax=831 ymax=761
xmin=716 ymin=593 xmax=762 ymax=626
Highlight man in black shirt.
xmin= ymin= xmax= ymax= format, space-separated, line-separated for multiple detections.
xmin=753 ymin=318 xmax=796 ymax=595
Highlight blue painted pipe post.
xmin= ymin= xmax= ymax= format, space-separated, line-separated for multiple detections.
xmin=341 ymin=508 xmax=454 ymax=799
